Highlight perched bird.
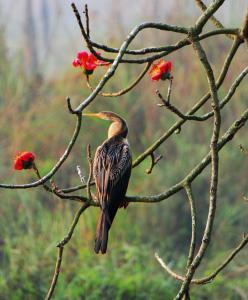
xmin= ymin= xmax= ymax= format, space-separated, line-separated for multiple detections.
xmin=83 ymin=111 xmax=132 ymax=254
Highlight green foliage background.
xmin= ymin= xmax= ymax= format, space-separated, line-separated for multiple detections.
xmin=0 ymin=10 xmax=247 ymax=300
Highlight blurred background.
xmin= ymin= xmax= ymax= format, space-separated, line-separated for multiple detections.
xmin=0 ymin=0 xmax=247 ymax=299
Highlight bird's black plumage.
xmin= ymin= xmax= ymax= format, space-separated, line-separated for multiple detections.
xmin=91 ymin=112 xmax=132 ymax=254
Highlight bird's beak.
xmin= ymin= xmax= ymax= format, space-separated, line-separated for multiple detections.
xmin=82 ymin=113 xmax=100 ymax=118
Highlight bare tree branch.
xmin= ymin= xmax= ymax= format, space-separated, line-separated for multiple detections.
xmin=45 ymin=247 xmax=64 ymax=300
xmin=155 ymin=234 xmax=248 ymax=285
xmin=45 ymin=202 xmax=90 ymax=300
xmin=88 ymin=28 xmax=238 ymax=56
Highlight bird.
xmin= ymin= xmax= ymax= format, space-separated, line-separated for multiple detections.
xmin=83 ymin=111 xmax=132 ymax=254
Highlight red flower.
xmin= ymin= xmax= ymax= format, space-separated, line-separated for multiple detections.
xmin=14 ymin=151 xmax=35 ymax=170
xmin=149 ymin=59 xmax=172 ymax=81
xmin=72 ymin=51 xmax=108 ymax=75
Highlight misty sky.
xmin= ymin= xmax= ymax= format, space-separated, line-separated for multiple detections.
xmin=0 ymin=0 xmax=247 ymax=76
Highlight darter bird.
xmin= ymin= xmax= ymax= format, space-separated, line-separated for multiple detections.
xmin=83 ymin=111 xmax=132 ymax=254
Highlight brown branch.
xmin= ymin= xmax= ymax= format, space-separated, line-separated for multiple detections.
xmin=61 ymin=182 xmax=95 ymax=194
xmin=155 ymin=234 xmax=248 ymax=285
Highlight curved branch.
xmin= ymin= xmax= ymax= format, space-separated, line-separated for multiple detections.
xmin=33 ymin=164 xmax=87 ymax=203
xmin=88 ymin=28 xmax=238 ymax=56
xmin=0 ymin=114 xmax=82 ymax=189
xmin=86 ymin=62 xmax=152 ymax=97
xmin=71 ymin=2 xmax=189 ymax=62
xmin=74 ymin=2 xmax=238 ymax=64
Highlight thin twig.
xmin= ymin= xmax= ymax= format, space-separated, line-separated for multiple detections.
xmin=146 ymin=153 xmax=163 ymax=174
xmin=57 ymin=202 xmax=90 ymax=247
xmin=83 ymin=4 xmax=90 ymax=38
xmin=71 ymin=2 xmax=190 ymax=64
xmin=184 ymin=183 xmax=197 ymax=268
xmin=86 ymin=62 xmax=152 ymax=97
xmin=88 ymin=28 xmax=238 ymax=56
xmin=75 ymin=2 xmax=239 ymax=64
xmin=33 ymin=164 xmax=87 ymax=203
xmin=45 ymin=247 xmax=64 ymax=300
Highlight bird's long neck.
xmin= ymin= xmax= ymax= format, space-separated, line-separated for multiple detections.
xmin=107 ymin=117 xmax=128 ymax=139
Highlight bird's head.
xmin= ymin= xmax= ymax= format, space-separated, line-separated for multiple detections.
xmin=83 ymin=111 xmax=128 ymax=138
xmin=83 ymin=111 xmax=121 ymax=122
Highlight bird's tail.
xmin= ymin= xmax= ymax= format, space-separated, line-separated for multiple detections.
xmin=94 ymin=211 xmax=110 ymax=254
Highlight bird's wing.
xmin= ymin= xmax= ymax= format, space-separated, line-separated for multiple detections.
xmin=93 ymin=142 xmax=132 ymax=219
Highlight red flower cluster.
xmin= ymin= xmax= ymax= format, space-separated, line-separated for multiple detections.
xmin=149 ymin=59 xmax=172 ymax=81
xmin=14 ymin=151 xmax=35 ymax=170
xmin=72 ymin=51 xmax=108 ymax=75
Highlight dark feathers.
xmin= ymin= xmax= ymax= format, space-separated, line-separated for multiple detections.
xmin=93 ymin=136 xmax=132 ymax=254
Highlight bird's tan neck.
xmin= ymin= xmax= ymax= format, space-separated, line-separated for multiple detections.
xmin=108 ymin=119 xmax=128 ymax=139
